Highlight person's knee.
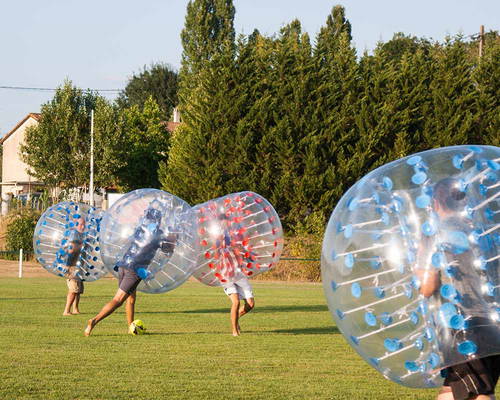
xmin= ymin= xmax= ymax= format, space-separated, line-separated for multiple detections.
xmin=246 ymin=298 xmax=255 ymax=311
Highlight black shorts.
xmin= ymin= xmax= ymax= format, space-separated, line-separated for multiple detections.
xmin=443 ymin=355 xmax=500 ymax=400
xmin=118 ymin=268 xmax=141 ymax=295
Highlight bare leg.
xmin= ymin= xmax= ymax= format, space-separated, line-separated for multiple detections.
xmin=126 ymin=291 xmax=136 ymax=326
xmin=239 ymin=297 xmax=255 ymax=317
xmin=229 ymin=293 xmax=240 ymax=336
xmin=72 ymin=293 xmax=81 ymax=314
xmin=63 ymin=292 xmax=76 ymax=316
xmin=436 ymin=387 xmax=454 ymax=400
xmin=84 ymin=289 xmax=130 ymax=336
xmin=437 ymin=386 xmax=496 ymax=400
xmin=237 ymin=297 xmax=254 ymax=333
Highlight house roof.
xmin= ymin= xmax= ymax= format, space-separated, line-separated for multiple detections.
xmin=0 ymin=113 xmax=41 ymax=145
xmin=164 ymin=121 xmax=181 ymax=133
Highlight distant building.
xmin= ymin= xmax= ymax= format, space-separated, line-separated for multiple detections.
xmin=0 ymin=113 xmax=44 ymax=204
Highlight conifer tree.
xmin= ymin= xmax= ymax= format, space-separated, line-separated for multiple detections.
xmin=423 ymin=38 xmax=476 ymax=146
xmin=160 ymin=0 xmax=237 ymax=203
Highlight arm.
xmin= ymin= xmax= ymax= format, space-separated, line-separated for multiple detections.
xmin=415 ymin=268 xmax=440 ymax=297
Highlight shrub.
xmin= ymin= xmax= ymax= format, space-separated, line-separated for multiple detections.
xmin=5 ymin=209 xmax=41 ymax=256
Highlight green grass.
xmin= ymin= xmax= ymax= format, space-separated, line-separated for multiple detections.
xmin=0 ymin=278 xmax=437 ymax=399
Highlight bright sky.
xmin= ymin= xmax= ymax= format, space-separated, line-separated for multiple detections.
xmin=1 ymin=0 xmax=498 ymax=136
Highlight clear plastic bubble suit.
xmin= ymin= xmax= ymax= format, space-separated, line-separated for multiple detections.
xmin=33 ymin=202 xmax=107 ymax=281
xmin=100 ymin=189 xmax=198 ymax=294
xmin=192 ymin=191 xmax=284 ymax=286
xmin=321 ymin=145 xmax=500 ymax=388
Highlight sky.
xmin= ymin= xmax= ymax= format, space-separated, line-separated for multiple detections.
xmin=1 ymin=0 xmax=498 ymax=136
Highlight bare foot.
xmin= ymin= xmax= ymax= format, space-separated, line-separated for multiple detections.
xmin=63 ymin=312 xmax=73 ymax=316
xmin=84 ymin=319 xmax=96 ymax=336
xmin=72 ymin=310 xmax=81 ymax=315
xmin=232 ymin=331 xmax=240 ymax=337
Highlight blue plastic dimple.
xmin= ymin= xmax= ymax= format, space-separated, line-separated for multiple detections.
xmin=457 ymin=340 xmax=477 ymax=355
xmin=410 ymin=312 xmax=419 ymax=325
xmin=343 ymin=224 xmax=353 ymax=238
xmin=440 ymin=284 xmax=458 ymax=300
xmin=374 ymin=287 xmax=385 ymax=299
xmin=351 ymin=283 xmax=362 ymax=298
xmin=365 ymin=312 xmax=377 ymax=326
xmin=350 ymin=335 xmax=359 ymax=345
xmin=485 ymin=208 xmax=495 ymax=220
xmin=412 ymin=172 xmax=427 ymax=185
xmin=414 ymin=338 xmax=424 ymax=351
xmin=379 ymin=312 xmax=393 ymax=325
xmin=452 ymin=154 xmax=464 ymax=169
xmin=405 ymin=361 xmax=419 ymax=372
xmin=347 ymin=197 xmax=359 ymax=211
xmin=331 ymin=281 xmax=338 ymax=291
xmin=416 ymin=194 xmax=431 ymax=208
xmin=345 ymin=254 xmax=355 ymax=269
xmin=336 ymin=309 xmax=345 ymax=320
xmin=382 ymin=176 xmax=393 ymax=190
xmin=450 ymin=314 xmax=465 ymax=330
xmin=381 ymin=213 xmax=390 ymax=226
xmin=431 ymin=252 xmax=446 ymax=268
xmin=422 ymin=221 xmax=436 ymax=236
xmin=428 ymin=353 xmax=440 ymax=369
xmin=487 ymin=160 xmax=500 ymax=171
xmin=370 ymin=259 xmax=382 ymax=270
xmin=479 ymin=184 xmax=488 ymax=196
xmin=384 ymin=338 xmax=402 ymax=352
xmin=406 ymin=156 xmax=422 ymax=166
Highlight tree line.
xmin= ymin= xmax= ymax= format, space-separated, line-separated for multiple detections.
xmin=22 ymin=1 xmax=499 ymax=233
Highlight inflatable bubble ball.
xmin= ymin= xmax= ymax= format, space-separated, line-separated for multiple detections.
xmin=99 ymin=189 xmax=199 ymax=294
xmin=33 ymin=202 xmax=107 ymax=281
xmin=321 ymin=145 xmax=500 ymax=388
xmin=192 ymin=191 xmax=284 ymax=286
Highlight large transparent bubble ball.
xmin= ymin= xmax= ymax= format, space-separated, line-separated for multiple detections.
xmin=100 ymin=189 xmax=198 ymax=294
xmin=321 ymin=145 xmax=500 ymax=388
xmin=192 ymin=191 xmax=284 ymax=286
xmin=33 ymin=202 xmax=107 ymax=281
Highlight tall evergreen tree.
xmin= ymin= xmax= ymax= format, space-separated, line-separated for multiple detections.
xmin=300 ymin=6 xmax=359 ymax=222
xmin=160 ymin=0 xmax=237 ymax=203
xmin=472 ymin=37 xmax=500 ymax=146
xmin=423 ymin=38 xmax=477 ymax=146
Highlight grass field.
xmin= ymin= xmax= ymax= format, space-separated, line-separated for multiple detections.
xmin=0 ymin=277 xmax=438 ymax=399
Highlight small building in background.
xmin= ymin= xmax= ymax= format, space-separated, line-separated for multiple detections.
xmin=0 ymin=113 xmax=44 ymax=214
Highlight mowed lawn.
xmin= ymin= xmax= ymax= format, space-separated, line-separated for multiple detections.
xmin=0 ymin=277 xmax=437 ymax=400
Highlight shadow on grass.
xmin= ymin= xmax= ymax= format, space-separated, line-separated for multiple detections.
xmin=265 ymin=326 xmax=339 ymax=335
xmin=167 ymin=304 xmax=328 ymax=315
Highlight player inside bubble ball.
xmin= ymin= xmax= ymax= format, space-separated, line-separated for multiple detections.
xmin=63 ymin=216 xmax=85 ymax=316
xmin=416 ymin=178 xmax=500 ymax=400
xmin=215 ymin=213 xmax=256 ymax=336
xmin=85 ymin=205 xmax=177 ymax=336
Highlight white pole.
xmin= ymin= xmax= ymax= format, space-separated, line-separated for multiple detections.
xmin=89 ymin=109 xmax=94 ymax=207
xmin=18 ymin=249 xmax=23 ymax=278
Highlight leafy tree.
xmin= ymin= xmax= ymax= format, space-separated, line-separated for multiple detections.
xmin=116 ymin=63 xmax=179 ymax=120
xmin=21 ymin=81 xmax=98 ymax=188
xmin=96 ymin=97 xmax=169 ymax=191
